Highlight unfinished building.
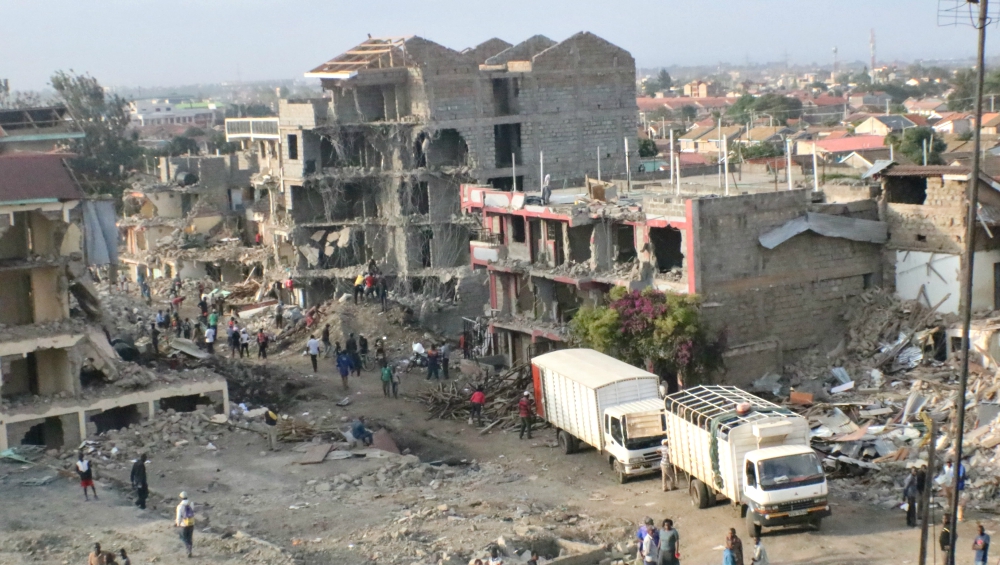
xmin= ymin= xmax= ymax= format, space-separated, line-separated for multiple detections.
xmin=0 ymin=153 xmax=228 ymax=450
xmin=227 ymin=33 xmax=637 ymax=328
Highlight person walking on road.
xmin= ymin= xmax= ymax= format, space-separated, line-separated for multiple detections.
xmin=974 ymin=524 xmax=990 ymax=565
xmin=336 ymin=351 xmax=352 ymax=389
xmin=726 ymin=528 xmax=744 ymax=565
xmin=264 ymin=408 xmax=279 ymax=451
xmin=750 ymin=535 xmax=767 ymax=565
xmin=470 ymin=385 xmax=486 ymax=426
xmin=204 ymin=326 xmax=216 ymax=354
xmin=88 ymin=543 xmax=105 ymax=565
xmin=76 ymin=452 xmax=98 ymax=501
xmin=658 ymin=519 xmax=679 ymax=565
xmin=239 ymin=328 xmax=250 ymax=358
xmin=380 ymin=364 xmax=393 ymax=398
xmin=307 ymin=335 xmax=320 ymax=373
xmin=345 ymin=333 xmax=360 ymax=376
xmin=321 ymin=324 xmax=332 ymax=358
xmin=130 ymin=453 xmax=148 ymax=509
xmin=175 ymin=492 xmax=195 ymax=558
xmin=440 ymin=341 xmax=451 ymax=379
xmin=426 ymin=345 xmax=440 ymax=380
xmin=150 ymin=323 xmax=160 ymax=357
xmin=257 ymin=329 xmax=268 ymax=359
xmin=903 ymin=466 xmax=920 ymax=527
xmin=940 ymin=513 xmax=955 ymax=565
xmin=518 ymin=392 xmax=534 ymax=439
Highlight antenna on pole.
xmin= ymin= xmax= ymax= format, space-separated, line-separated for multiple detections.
xmin=832 ymin=46 xmax=839 ymax=82
xmin=869 ymin=29 xmax=877 ymax=83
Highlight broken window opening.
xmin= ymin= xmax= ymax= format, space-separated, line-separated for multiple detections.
xmin=80 ymin=364 xmax=108 ymax=389
xmin=0 ymin=270 xmax=33 ymax=325
xmin=90 ymin=405 xmax=142 ymax=435
xmin=420 ymin=230 xmax=433 ymax=268
xmin=511 ymin=216 xmax=526 ymax=243
xmin=487 ymin=176 xmax=524 ymax=191
xmin=529 ymin=218 xmax=543 ymax=264
xmin=567 ymin=225 xmax=593 ymax=263
xmin=546 ymin=222 xmax=565 ymax=266
xmin=414 ymin=133 xmax=428 ymax=168
xmin=159 ymin=394 xmax=214 ymax=413
xmin=409 ymin=182 xmax=429 ymax=215
xmin=1 ymin=352 xmax=38 ymax=399
xmin=287 ymin=134 xmax=299 ymax=160
xmin=492 ymin=78 xmax=520 ymax=116
xmin=320 ymin=138 xmax=337 ymax=168
xmin=615 ymin=224 xmax=637 ymax=263
xmin=20 ymin=417 xmax=64 ymax=449
xmin=0 ymin=212 xmax=29 ymax=260
xmin=494 ymin=123 xmax=522 ymax=168
xmin=885 ymin=177 xmax=927 ymax=204
xmin=427 ymin=129 xmax=468 ymax=168
xmin=648 ymin=227 xmax=684 ymax=273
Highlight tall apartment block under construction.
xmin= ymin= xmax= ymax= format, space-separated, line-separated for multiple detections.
xmin=225 ymin=32 xmax=638 ymax=330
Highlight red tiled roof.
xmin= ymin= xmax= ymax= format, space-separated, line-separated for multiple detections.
xmin=822 ymin=130 xmax=851 ymax=139
xmin=0 ymin=153 xmax=85 ymax=203
xmin=636 ymin=97 xmax=668 ymax=112
xmin=813 ymin=135 xmax=885 ymax=153
xmin=678 ymin=153 xmax=709 ymax=166
xmin=904 ymin=114 xmax=928 ymax=127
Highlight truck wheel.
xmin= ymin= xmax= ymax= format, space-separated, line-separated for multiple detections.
xmin=614 ymin=461 xmax=629 ymax=484
xmin=810 ymin=518 xmax=822 ymax=531
xmin=746 ymin=511 xmax=762 ymax=538
xmin=689 ymin=479 xmax=711 ymax=509
xmin=557 ymin=430 xmax=576 ymax=455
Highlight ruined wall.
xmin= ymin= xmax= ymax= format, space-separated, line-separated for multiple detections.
xmin=693 ymin=190 xmax=882 ymax=358
xmin=882 ymin=176 xmax=966 ymax=254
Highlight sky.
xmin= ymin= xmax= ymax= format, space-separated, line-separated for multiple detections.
xmin=2 ymin=0 xmax=999 ymax=91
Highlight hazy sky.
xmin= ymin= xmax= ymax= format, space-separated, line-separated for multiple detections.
xmin=2 ymin=0 xmax=998 ymax=90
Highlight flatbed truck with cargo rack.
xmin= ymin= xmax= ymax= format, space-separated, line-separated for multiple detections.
xmin=663 ymin=385 xmax=831 ymax=537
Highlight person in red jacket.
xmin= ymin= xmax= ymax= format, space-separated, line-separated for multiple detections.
xmin=470 ymin=386 xmax=486 ymax=426
xmin=518 ymin=392 xmax=535 ymax=440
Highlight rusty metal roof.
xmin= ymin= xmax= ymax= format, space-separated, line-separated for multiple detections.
xmin=305 ymin=36 xmax=413 ymax=79
xmin=881 ymin=165 xmax=969 ymax=177
xmin=0 ymin=153 xmax=85 ymax=203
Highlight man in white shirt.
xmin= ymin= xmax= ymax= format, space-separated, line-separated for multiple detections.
xmin=205 ymin=327 xmax=216 ymax=354
xmin=642 ymin=525 xmax=659 ymax=564
xmin=307 ymin=335 xmax=320 ymax=373
xmin=175 ymin=492 xmax=195 ymax=557
xmin=751 ymin=535 xmax=768 ymax=565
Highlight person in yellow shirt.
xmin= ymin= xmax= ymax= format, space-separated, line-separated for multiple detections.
xmin=353 ymin=273 xmax=365 ymax=304
xmin=175 ymin=492 xmax=195 ymax=557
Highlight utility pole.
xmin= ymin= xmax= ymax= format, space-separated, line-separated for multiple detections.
xmin=812 ymin=150 xmax=819 ymax=192
xmin=717 ymin=117 xmax=723 ymax=189
xmin=723 ymin=133 xmax=730 ymax=196
xmin=918 ymin=420 xmax=936 ymax=565
xmin=597 ymin=146 xmax=601 ymax=181
xmin=786 ymin=138 xmax=793 ymax=190
xmin=539 ymin=150 xmax=544 ymax=191
xmin=922 ymin=139 xmax=928 ymax=166
xmin=992 ymin=94 xmax=996 ymax=113
xmin=675 ymin=152 xmax=681 ymax=196
xmin=669 ymin=128 xmax=675 ymax=188
xmin=950 ymin=2 xmax=990 ymax=565
xmin=624 ymin=137 xmax=631 ymax=193
xmin=512 ymin=153 xmax=517 ymax=192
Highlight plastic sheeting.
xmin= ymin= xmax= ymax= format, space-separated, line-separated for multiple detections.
xmin=82 ymin=200 xmax=118 ymax=265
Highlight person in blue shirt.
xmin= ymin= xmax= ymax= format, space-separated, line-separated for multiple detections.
xmin=351 ymin=416 xmax=373 ymax=446
xmin=974 ymin=524 xmax=990 ymax=565
xmin=336 ymin=352 xmax=353 ymax=389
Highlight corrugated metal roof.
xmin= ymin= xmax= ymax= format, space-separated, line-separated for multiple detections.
xmin=881 ymin=165 xmax=969 ymax=177
xmin=0 ymin=153 xmax=85 ymax=203
xmin=531 ymin=349 xmax=657 ymax=389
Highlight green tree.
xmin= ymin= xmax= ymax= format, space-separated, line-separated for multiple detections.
xmin=164 ymin=135 xmax=200 ymax=157
xmin=207 ymin=131 xmax=240 ymax=155
xmin=680 ymin=105 xmax=697 ymax=122
xmin=886 ymin=126 xmax=947 ymax=165
xmin=50 ymin=71 xmax=143 ymax=198
xmin=183 ymin=126 xmax=206 ymax=138
xmin=638 ymin=138 xmax=657 ymax=158
xmin=570 ymin=287 xmax=725 ymax=384
xmin=0 ymin=79 xmax=43 ymax=109
xmin=657 ymin=70 xmax=672 ymax=91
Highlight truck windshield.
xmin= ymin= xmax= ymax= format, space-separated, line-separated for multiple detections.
xmin=624 ymin=435 xmax=666 ymax=451
xmin=758 ymin=453 xmax=825 ymax=491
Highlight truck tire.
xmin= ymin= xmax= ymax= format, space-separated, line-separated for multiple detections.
xmin=690 ymin=479 xmax=711 ymax=509
xmin=810 ymin=517 xmax=823 ymax=531
xmin=614 ymin=461 xmax=629 ymax=484
xmin=557 ymin=430 xmax=576 ymax=455
xmin=746 ymin=511 xmax=762 ymax=538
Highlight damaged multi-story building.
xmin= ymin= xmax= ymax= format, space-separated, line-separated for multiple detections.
xmin=463 ymin=180 xmax=890 ymax=387
xmin=225 ymin=32 xmax=638 ymax=331
xmin=0 ymin=153 xmax=228 ymax=450
xmin=119 ymin=154 xmax=270 ymax=284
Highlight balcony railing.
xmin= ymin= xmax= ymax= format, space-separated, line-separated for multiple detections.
xmin=225 ymin=118 xmax=280 ymax=141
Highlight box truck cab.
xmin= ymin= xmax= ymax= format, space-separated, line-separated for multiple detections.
xmin=663 ymin=386 xmax=830 ymax=537
xmin=531 ymin=349 xmax=666 ymax=483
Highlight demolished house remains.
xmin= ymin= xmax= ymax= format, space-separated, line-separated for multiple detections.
xmin=0 ymin=153 xmax=228 ymax=450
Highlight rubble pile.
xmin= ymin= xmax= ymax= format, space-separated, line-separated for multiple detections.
xmin=201 ymin=356 xmax=301 ymax=410
xmin=417 ymin=364 xmax=531 ymax=430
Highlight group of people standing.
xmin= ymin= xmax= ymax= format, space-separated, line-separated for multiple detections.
xmin=638 ymin=520 xmax=766 ymax=565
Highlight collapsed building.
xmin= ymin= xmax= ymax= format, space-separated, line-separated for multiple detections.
xmin=119 ymin=154 xmax=270 ymax=284
xmin=225 ymin=33 xmax=638 ymax=331
xmin=0 ymin=153 xmax=228 ymax=450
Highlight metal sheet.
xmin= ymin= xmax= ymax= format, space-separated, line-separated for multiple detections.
xmin=82 ymin=199 xmax=119 ymax=266
xmin=759 ymin=212 xmax=888 ymax=249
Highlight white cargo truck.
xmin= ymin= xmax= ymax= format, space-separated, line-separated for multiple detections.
xmin=530 ymin=349 xmax=666 ymax=483
xmin=663 ymin=385 xmax=830 ymax=537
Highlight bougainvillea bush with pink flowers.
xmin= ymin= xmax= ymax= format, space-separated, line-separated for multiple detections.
xmin=569 ymin=287 xmax=725 ymax=385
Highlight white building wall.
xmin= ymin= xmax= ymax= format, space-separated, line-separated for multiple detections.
xmin=894 ymin=250 xmax=1000 ymax=314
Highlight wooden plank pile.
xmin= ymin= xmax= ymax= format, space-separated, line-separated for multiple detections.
xmin=276 ymin=417 xmax=346 ymax=443
xmin=416 ymin=363 xmax=530 ymax=431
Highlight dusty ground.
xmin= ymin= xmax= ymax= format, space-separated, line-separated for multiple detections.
xmin=0 ymin=294 xmax=990 ymax=565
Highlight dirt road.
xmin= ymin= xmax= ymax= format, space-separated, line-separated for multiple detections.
xmin=0 ymin=344 xmax=988 ymax=565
